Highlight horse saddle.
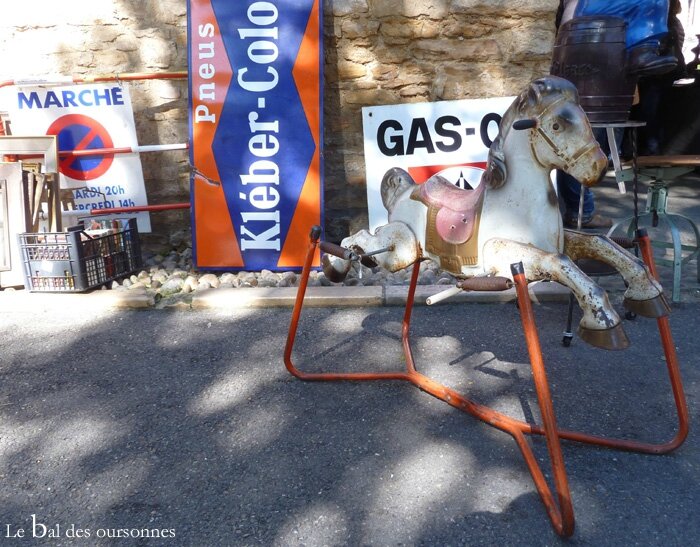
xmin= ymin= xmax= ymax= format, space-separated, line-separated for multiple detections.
xmin=410 ymin=175 xmax=485 ymax=245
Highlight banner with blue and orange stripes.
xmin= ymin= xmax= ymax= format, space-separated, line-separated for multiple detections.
xmin=188 ymin=0 xmax=322 ymax=270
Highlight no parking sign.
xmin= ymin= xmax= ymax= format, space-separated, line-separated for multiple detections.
xmin=3 ymin=83 xmax=151 ymax=231
xmin=48 ymin=113 xmax=115 ymax=180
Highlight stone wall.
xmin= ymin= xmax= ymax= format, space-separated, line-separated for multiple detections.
xmin=324 ymin=0 xmax=559 ymax=239
xmin=0 ymin=0 xmax=559 ymax=251
xmin=0 ymin=0 xmax=190 ymax=250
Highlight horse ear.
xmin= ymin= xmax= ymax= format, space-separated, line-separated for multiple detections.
xmin=527 ymin=81 xmax=543 ymax=109
xmin=482 ymin=141 xmax=507 ymax=189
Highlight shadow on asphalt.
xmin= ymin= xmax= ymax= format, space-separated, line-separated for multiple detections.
xmin=0 ymin=301 xmax=698 ymax=545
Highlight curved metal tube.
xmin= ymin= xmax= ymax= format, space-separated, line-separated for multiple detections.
xmin=283 ymin=226 xmax=689 ymax=538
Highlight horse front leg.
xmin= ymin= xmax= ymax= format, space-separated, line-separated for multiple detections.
xmin=563 ymin=230 xmax=670 ymax=318
xmin=482 ymin=238 xmax=629 ymax=350
xmin=322 ymin=222 xmax=421 ymax=282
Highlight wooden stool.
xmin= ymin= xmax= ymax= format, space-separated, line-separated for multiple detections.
xmin=609 ymin=155 xmax=700 ymax=302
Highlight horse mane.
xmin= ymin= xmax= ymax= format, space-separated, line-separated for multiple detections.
xmin=481 ymin=76 xmax=579 ymax=189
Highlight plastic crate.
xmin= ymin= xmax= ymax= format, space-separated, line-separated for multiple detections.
xmin=18 ymin=218 xmax=143 ymax=292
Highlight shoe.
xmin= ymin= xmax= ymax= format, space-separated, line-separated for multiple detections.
xmin=627 ymin=42 xmax=677 ymax=77
xmin=564 ymin=213 xmax=613 ymax=230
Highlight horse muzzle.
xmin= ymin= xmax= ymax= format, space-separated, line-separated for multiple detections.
xmin=572 ymin=146 xmax=608 ymax=188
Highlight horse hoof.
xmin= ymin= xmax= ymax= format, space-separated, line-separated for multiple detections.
xmin=623 ymin=294 xmax=671 ymax=318
xmin=322 ymin=254 xmax=350 ymax=283
xmin=577 ymin=323 xmax=630 ymax=351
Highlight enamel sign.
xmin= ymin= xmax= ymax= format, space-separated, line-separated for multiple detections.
xmin=188 ymin=0 xmax=323 ymax=270
xmin=3 ymin=83 xmax=151 ymax=231
xmin=362 ymin=96 xmax=514 ymax=231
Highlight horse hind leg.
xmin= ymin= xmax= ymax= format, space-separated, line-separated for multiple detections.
xmin=564 ymin=230 xmax=670 ymax=318
xmin=322 ymin=222 xmax=421 ymax=282
xmin=483 ymin=238 xmax=629 ymax=350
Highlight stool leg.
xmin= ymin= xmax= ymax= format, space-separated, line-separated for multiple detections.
xmin=562 ymin=293 xmax=575 ymax=347
xmin=664 ymin=213 xmax=700 ymax=284
xmin=654 ymin=213 xmax=684 ymax=303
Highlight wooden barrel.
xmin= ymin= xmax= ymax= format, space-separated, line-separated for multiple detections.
xmin=551 ymin=16 xmax=637 ymax=123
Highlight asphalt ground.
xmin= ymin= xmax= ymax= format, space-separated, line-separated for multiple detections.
xmin=0 ymin=170 xmax=698 ymax=545
xmin=0 ymin=297 xmax=698 ymax=546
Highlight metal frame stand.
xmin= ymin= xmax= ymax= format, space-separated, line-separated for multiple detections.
xmin=284 ymin=227 xmax=688 ymax=538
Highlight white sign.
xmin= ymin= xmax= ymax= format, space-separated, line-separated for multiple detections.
xmin=362 ymin=96 xmax=514 ymax=231
xmin=2 ymin=83 xmax=151 ymax=231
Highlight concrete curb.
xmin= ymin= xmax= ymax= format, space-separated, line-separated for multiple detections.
xmin=0 ymin=289 xmax=155 ymax=312
xmin=0 ymin=282 xmax=572 ymax=311
xmin=192 ymin=286 xmax=384 ymax=309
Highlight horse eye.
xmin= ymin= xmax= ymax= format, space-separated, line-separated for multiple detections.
xmin=552 ymin=122 xmax=561 ymax=131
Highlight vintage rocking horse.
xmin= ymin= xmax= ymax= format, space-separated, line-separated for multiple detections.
xmin=323 ymin=76 xmax=669 ymax=349
xmin=284 ymin=76 xmax=688 ymax=537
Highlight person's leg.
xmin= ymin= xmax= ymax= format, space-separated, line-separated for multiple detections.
xmin=558 ymin=170 xmax=595 ymax=225
xmin=636 ymin=79 xmax=664 ymax=155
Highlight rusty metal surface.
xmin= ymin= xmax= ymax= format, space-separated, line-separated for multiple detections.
xmin=563 ymin=230 xmax=665 ymax=306
xmin=457 ymin=276 xmax=513 ymax=292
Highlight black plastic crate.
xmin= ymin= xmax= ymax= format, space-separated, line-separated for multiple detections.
xmin=18 ymin=218 xmax=143 ymax=292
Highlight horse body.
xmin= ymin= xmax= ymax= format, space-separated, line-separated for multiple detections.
xmin=476 ymin=127 xmax=564 ymax=264
xmin=324 ymin=76 xmax=669 ymax=350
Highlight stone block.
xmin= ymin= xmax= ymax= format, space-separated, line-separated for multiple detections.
xmin=370 ymin=0 xmax=450 ymax=19
xmin=339 ymin=44 xmax=376 ymax=64
xmin=412 ymin=38 xmax=502 ymax=62
xmin=330 ymin=0 xmax=370 ymax=17
xmin=451 ymin=0 xmax=557 ymax=15
xmin=337 ymin=61 xmax=367 ymax=79
xmin=340 ymin=19 xmax=379 ymax=39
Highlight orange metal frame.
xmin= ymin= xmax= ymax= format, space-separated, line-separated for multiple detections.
xmin=284 ymin=227 xmax=689 ymax=537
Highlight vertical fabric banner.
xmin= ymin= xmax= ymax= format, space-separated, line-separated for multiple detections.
xmin=188 ymin=0 xmax=323 ymax=270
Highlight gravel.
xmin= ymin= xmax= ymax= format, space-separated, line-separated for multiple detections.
xmin=108 ymin=246 xmax=458 ymax=304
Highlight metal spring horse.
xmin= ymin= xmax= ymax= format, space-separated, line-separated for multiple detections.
xmin=284 ymin=226 xmax=688 ymax=538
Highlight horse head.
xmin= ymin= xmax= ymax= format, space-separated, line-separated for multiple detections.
xmin=483 ymin=76 xmax=607 ymax=190
xmin=380 ymin=167 xmax=416 ymax=213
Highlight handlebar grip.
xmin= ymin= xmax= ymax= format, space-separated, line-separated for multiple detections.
xmin=309 ymin=225 xmax=322 ymax=242
xmin=319 ymin=241 xmax=356 ymax=260
xmin=458 ymin=276 xmax=513 ymax=292
xmin=609 ymin=235 xmax=636 ymax=249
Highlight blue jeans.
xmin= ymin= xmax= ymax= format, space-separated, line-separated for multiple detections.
xmin=574 ymin=0 xmax=669 ymax=49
